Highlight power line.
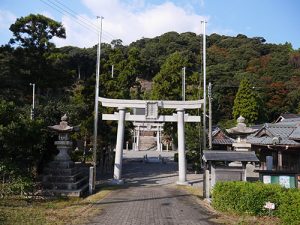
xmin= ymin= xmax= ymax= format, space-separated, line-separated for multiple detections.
xmin=52 ymin=0 xmax=99 ymax=29
xmin=43 ymin=0 xmax=118 ymax=41
xmin=40 ymin=0 xmax=97 ymax=35
xmin=40 ymin=0 xmax=115 ymax=43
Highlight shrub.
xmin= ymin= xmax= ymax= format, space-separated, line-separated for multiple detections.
xmin=0 ymin=162 xmax=34 ymax=198
xmin=212 ymin=181 xmax=300 ymax=223
xmin=277 ymin=188 xmax=300 ymax=225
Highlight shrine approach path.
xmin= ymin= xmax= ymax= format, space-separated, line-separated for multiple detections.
xmin=83 ymin=151 xmax=220 ymax=225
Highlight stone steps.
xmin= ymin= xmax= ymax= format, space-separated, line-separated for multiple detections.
xmin=47 ymin=160 xmax=75 ymax=169
xmin=44 ymin=167 xmax=78 ymax=176
xmin=43 ymin=176 xmax=88 ymax=190
xmin=139 ymin=136 xmax=156 ymax=150
xmin=43 ymin=160 xmax=89 ymax=197
xmin=43 ymin=172 xmax=83 ymax=183
xmin=42 ymin=183 xmax=89 ymax=197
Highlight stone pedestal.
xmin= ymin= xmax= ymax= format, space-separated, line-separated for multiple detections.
xmin=43 ymin=160 xmax=88 ymax=197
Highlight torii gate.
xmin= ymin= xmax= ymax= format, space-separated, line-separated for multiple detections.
xmin=133 ymin=122 xmax=164 ymax=151
xmin=99 ymin=97 xmax=203 ymax=185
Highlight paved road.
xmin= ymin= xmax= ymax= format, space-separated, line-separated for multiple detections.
xmin=85 ymin=151 xmax=219 ymax=225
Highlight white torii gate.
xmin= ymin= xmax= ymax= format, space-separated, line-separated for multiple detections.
xmin=133 ymin=122 xmax=164 ymax=151
xmin=99 ymin=97 xmax=203 ymax=185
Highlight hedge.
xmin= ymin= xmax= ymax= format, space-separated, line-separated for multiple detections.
xmin=212 ymin=181 xmax=300 ymax=225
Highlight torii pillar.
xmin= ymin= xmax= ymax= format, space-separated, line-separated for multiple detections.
xmin=112 ymin=107 xmax=126 ymax=184
xmin=176 ymin=108 xmax=188 ymax=185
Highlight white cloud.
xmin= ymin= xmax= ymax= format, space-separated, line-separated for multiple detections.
xmin=0 ymin=10 xmax=16 ymax=30
xmin=53 ymin=0 xmax=208 ymax=47
xmin=52 ymin=14 xmax=99 ymax=48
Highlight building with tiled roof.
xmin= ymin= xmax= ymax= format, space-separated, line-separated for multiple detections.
xmin=247 ymin=119 xmax=300 ymax=172
xmin=274 ymin=113 xmax=300 ymax=123
xmin=212 ymin=127 xmax=234 ymax=150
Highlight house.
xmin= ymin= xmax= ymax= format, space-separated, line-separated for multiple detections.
xmin=212 ymin=127 xmax=234 ymax=150
xmin=247 ymin=119 xmax=300 ymax=172
xmin=274 ymin=113 xmax=300 ymax=123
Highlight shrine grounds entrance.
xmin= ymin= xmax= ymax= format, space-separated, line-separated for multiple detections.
xmin=99 ymin=97 xmax=203 ymax=185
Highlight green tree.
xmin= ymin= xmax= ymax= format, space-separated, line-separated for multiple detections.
xmin=232 ymin=78 xmax=260 ymax=124
xmin=9 ymin=14 xmax=67 ymax=92
xmin=9 ymin=14 xmax=65 ymax=51
xmin=151 ymin=51 xmax=187 ymax=100
xmin=0 ymin=100 xmax=48 ymax=175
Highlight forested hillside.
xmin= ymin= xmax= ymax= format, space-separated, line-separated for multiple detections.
xmin=1 ymin=14 xmax=300 ymax=182
xmin=2 ymin=23 xmax=300 ymax=125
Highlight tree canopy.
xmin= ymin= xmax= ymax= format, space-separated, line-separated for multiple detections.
xmin=232 ymin=78 xmax=260 ymax=124
xmin=9 ymin=14 xmax=66 ymax=51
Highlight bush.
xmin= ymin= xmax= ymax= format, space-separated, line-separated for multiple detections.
xmin=277 ymin=188 xmax=300 ymax=225
xmin=0 ymin=164 xmax=34 ymax=198
xmin=212 ymin=181 xmax=300 ymax=223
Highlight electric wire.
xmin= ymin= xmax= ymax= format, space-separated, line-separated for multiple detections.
xmin=39 ymin=0 xmax=114 ymax=43
xmin=49 ymin=0 xmax=117 ymax=41
xmin=40 ymin=0 xmax=97 ymax=35
xmin=52 ymin=0 xmax=117 ymax=40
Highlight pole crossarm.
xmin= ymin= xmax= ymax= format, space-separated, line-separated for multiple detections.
xmin=99 ymin=97 xmax=203 ymax=109
xmin=102 ymin=113 xmax=201 ymax=122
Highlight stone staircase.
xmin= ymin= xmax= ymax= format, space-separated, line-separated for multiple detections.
xmin=139 ymin=136 xmax=156 ymax=151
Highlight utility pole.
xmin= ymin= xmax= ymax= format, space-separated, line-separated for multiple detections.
xmin=182 ymin=67 xmax=186 ymax=101
xmin=29 ymin=83 xmax=35 ymax=120
xmin=208 ymin=82 xmax=212 ymax=150
xmin=111 ymin=65 xmax=114 ymax=78
xmin=201 ymin=20 xmax=207 ymax=150
xmin=92 ymin=16 xmax=103 ymax=191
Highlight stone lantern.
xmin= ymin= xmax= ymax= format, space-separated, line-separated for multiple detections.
xmin=48 ymin=114 xmax=74 ymax=162
xmin=43 ymin=114 xmax=88 ymax=197
xmin=226 ymin=116 xmax=257 ymax=151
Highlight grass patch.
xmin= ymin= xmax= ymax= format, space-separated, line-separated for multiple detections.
xmin=0 ymin=185 xmax=115 ymax=225
xmin=175 ymin=185 xmax=203 ymax=199
xmin=215 ymin=213 xmax=281 ymax=225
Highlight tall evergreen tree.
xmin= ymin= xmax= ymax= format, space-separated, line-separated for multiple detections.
xmin=151 ymin=51 xmax=187 ymax=100
xmin=232 ymin=78 xmax=260 ymax=124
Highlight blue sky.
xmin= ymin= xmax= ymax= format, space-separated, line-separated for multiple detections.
xmin=0 ymin=0 xmax=299 ymax=49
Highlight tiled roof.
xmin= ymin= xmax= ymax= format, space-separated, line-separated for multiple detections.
xmin=248 ymin=136 xmax=300 ymax=146
xmin=289 ymin=127 xmax=300 ymax=140
xmin=247 ymin=122 xmax=300 ymax=146
xmin=278 ymin=117 xmax=300 ymax=123
xmin=203 ymin=150 xmax=259 ymax=162
xmin=212 ymin=127 xmax=234 ymax=145
xmin=212 ymin=139 xmax=234 ymax=145
xmin=274 ymin=113 xmax=300 ymax=123
xmin=264 ymin=123 xmax=295 ymax=137
xmin=250 ymin=124 xmax=264 ymax=130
